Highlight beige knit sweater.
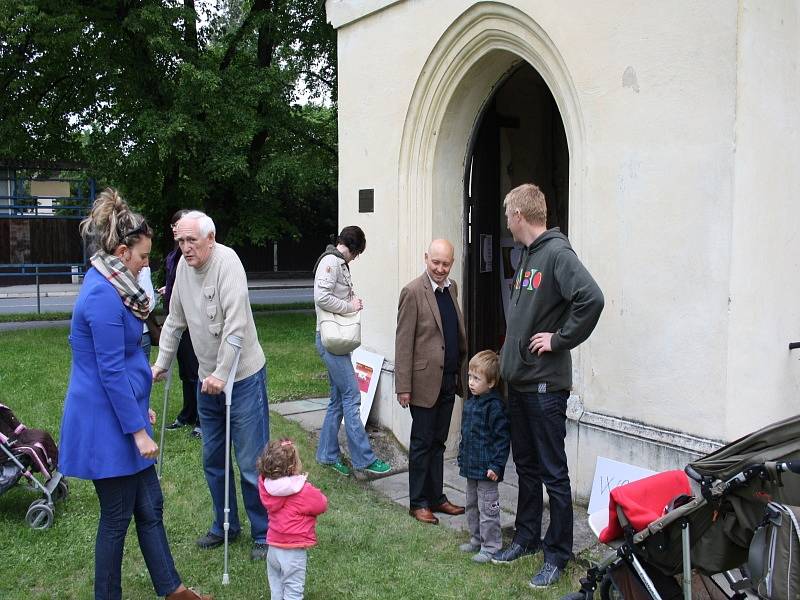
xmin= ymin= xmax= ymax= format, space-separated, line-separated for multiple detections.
xmin=155 ymin=243 xmax=265 ymax=383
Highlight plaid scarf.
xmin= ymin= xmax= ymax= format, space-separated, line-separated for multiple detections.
xmin=90 ymin=251 xmax=151 ymax=320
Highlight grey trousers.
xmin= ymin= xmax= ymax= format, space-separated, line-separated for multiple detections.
xmin=267 ymin=546 xmax=308 ymax=600
xmin=466 ymin=478 xmax=502 ymax=554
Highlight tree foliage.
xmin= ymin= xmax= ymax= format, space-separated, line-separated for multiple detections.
xmin=0 ymin=0 xmax=338 ymax=254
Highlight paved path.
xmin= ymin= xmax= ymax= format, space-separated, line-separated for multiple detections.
xmin=0 ymin=277 xmax=313 ymax=298
xmin=272 ymin=398 xmax=604 ymax=562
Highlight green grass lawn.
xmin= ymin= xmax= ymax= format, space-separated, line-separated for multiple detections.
xmin=0 ymin=312 xmax=580 ymax=599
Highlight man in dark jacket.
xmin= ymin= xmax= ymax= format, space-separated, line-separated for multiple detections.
xmin=493 ymin=184 xmax=604 ymax=589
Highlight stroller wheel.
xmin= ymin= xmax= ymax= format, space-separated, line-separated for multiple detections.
xmin=25 ymin=499 xmax=54 ymax=530
xmin=600 ymin=574 xmax=624 ymax=600
xmin=52 ymin=478 xmax=69 ymax=502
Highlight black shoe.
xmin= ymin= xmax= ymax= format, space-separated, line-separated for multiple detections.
xmin=189 ymin=426 xmax=202 ymax=438
xmin=196 ymin=530 xmax=239 ymax=549
xmin=166 ymin=419 xmax=187 ymax=431
xmin=491 ymin=541 xmax=540 ymax=564
xmin=250 ymin=542 xmax=269 ymax=560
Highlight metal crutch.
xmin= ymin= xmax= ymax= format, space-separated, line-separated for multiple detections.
xmin=156 ymin=363 xmax=174 ymax=480
xmin=222 ymin=334 xmax=243 ymax=586
xmin=156 ymin=329 xmax=182 ymax=480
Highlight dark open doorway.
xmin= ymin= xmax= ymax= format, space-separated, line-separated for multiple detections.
xmin=464 ymin=62 xmax=569 ymax=356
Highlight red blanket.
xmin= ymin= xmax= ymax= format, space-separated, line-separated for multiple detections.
xmin=599 ymin=470 xmax=691 ymax=543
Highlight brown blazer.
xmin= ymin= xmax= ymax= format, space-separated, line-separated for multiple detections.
xmin=394 ymin=273 xmax=467 ymax=408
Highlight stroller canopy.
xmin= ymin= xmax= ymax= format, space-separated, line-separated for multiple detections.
xmin=684 ymin=413 xmax=800 ymax=574
xmin=689 ymin=413 xmax=800 ymax=482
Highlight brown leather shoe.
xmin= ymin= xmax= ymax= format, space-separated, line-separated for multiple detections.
xmin=409 ymin=507 xmax=439 ymax=524
xmin=430 ymin=501 xmax=465 ymax=516
xmin=166 ymin=587 xmax=213 ymax=600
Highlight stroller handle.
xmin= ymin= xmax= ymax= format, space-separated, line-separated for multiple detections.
xmin=781 ymin=461 xmax=800 ymax=474
xmin=688 ymin=461 xmax=800 ymax=499
xmin=732 ymin=461 xmax=800 ymax=489
xmin=685 ymin=464 xmax=702 ymax=482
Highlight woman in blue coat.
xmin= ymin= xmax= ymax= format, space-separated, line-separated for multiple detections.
xmin=59 ymin=189 xmax=211 ymax=600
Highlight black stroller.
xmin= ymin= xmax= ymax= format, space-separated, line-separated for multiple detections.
xmin=0 ymin=403 xmax=68 ymax=529
xmin=563 ymin=414 xmax=800 ymax=600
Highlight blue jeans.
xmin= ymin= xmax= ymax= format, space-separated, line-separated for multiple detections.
xmin=315 ymin=333 xmax=377 ymax=469
xmin=140 ymin=332 xmax=152 ymax=362
xmin=197 ymin=366 xmax=270 ymax=543
xmin=507 ymin=387 xmax=572 ymax=568
xmin=93 ymin=466 xmax=182 ymax=599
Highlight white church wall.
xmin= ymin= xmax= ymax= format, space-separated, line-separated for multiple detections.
xmin=725 ymin=0 xmax=800 ymax=437
xmin=328 ymin=0 xmax=800 ymax=489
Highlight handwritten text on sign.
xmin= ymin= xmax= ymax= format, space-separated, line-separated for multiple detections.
xmin=587 ymin=456 xmax=656 ymax=515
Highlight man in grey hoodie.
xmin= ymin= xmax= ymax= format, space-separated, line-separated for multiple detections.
xmin=492 ymin=184 xmax=604 ymax=589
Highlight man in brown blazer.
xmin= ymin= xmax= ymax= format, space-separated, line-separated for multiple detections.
xmin=395 ymin=239 xmax=467 ymax=525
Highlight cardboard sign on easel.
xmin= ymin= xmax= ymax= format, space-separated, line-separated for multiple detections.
xmin=351 ymin=348 xmax=384 ymax=426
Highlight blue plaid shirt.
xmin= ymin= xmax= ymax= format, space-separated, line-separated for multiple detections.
xmin=457 ymin=389 xmax=511 ymax=481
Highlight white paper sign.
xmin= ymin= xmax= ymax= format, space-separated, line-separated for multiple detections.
xmin=499 ymin=237 xmax=523 ymax=322
xmin=351 ymin=348 xmax=384 ymax=426
xmin=587 ymin=456 xmax=657 ymax=516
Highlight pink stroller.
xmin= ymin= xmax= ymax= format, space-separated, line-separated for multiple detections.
xmin=0 ymin=403 xmax=68 ymax=529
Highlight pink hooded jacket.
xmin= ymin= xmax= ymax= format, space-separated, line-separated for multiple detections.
xmin=258 ymin=473 xmax=328 ymax=548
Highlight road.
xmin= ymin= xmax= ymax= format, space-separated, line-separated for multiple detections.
xmin=0 ymin=286 xmax=313 ymax=315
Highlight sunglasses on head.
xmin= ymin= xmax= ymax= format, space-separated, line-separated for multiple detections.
xmin=118 ymin=221 xmax=149 ymax=240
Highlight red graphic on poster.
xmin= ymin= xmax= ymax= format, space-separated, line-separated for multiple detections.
xmin=355 ymin=362 xmax=373 ymax=393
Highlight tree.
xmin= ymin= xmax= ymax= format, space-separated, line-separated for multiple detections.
xmin=0 ymin=0 xmax=338 ymax=257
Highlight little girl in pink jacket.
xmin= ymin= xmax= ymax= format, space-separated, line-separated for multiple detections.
xmin=258 ymin=438 xmax=328 ymax=600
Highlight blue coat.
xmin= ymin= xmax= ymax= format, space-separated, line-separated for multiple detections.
xmin=59 ymin=268 xmax=154 ymax=480
xmin=457 ymin=389 xmax=511 ymax=481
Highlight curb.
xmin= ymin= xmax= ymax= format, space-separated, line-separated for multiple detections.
xmin=0 ymin=291 xmax=79 ymax=299
xmin=0 ymin=283 xmax=313 ymax=300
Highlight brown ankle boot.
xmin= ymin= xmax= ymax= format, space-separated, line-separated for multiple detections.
xmin=165 ymin=587 xmax=213 ymax=600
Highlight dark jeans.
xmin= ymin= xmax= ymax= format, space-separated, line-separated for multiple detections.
xmin=140 ymin=331 xmax=152 ymax=362
xmin=507 ymin=387 xmax=572 ymax=568
xmin=408 ymin=374 xmax=456 ymax=509
xmin=175 ymin=331 xmax=199 ymax=426
xmin=93 ymin=466 xmax=181 ymax=599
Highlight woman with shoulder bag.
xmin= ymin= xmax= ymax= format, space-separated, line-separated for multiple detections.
xmin=313 ymin=225 xmax=390 ymax=477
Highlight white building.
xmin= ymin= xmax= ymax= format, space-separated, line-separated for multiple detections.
xmin=325 ymin=0 xmax=800 ymax=503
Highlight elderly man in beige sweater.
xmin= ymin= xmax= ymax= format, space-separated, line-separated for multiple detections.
xmin=152 ymin=211 xmax=270 ymax=561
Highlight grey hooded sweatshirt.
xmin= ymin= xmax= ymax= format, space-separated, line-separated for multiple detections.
xmin=500 ymin=228 xmax=604 ymax=393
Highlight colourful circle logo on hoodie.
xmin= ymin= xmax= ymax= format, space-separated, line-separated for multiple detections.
xmin=517 ymin=268 xmax=543 ymax=291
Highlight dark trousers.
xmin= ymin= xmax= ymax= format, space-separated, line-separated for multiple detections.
xmin=507 ymin=387 xmax=572 ymax=568
xmin=408 ymin=375 xmax=456 ymax=509
xmin=175 ymin=330 xmax=199 ymax=426
xmin=93 ymin=466 xmax=181 ymax=599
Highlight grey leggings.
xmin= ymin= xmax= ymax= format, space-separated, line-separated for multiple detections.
xmin=267 ymin=546 xmax=308 ymax=600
